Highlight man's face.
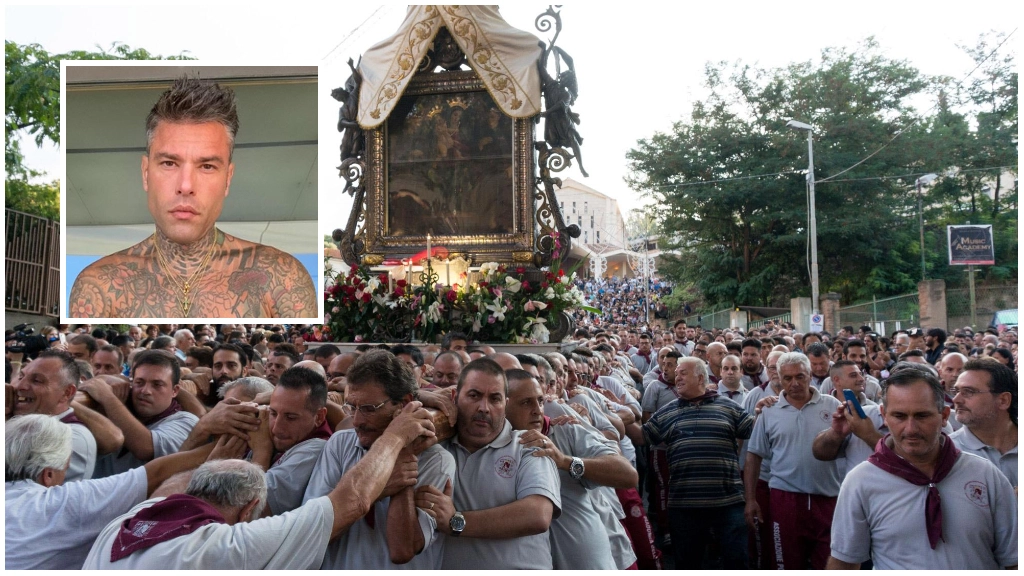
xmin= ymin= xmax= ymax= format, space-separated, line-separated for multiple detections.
xmin=14 ymin=357 xmax=72 ymax=416
xmin=766 ymin=356 xmax=780 ymax=385
xmin=327 ymin=353 xmax=354 ymax=384
xmin=661 ymin=357 xmax=678 ymax=381
xmin=779 ymin=362 xmax=811 ymax=403
xmin=67 ymin=343 xmax=91 ymax=361
xmin=674 ymin=324 xmax=687 ymax=341
xmin=268 ymin=386 xmax=322 ymax=453
xmin=346 ymin=382 xmax=400 ymax=449
xmin=629 ymin=333 xmax=639 ymax=347
xmin=456 ymin=370 xmax=507 ymax=447
xmin=720 ymin=356 xmax=742 ymax=388
xmin=505 ymin=378 xmax=545 ymax=432
xmin=938 ymin=355 xmax=965 ymax=391
xmin=691 ymin=343 xmax=707 ymax=361
xmin=832 ymin=364 xmax=865 ymax=395
xmin=142 ymin=121 xmax=234 ymax=245
xmin=895 ymin=335 xmax=910 ymax=355
xmin=674 ymin=361 xmax=705 ymax=399
xmin=176 ymin=332 xmax=196 ymax=351
xmin=448 ymin=339 xmax=468 ymax=353
xmin=432 ymin=355 xmax=462 ymax=389
xmin=564 ymin=359 xmax=579 ymax=391
xmin=808 ymin=354 xmax=830 ymax=379
xmin=882 ymin=380 xmax=949 ymax=463
xmin=264 ymin=353 xmax=294 ymax=385
xmin=707 ymin=344 xmax=726 ymax=369
xmin=316 ymin=352 xmax=338 ymax=373
xmin=686 ymin=328 xmax=696 ymax=340
xmin=131 ymin=363 xmax=178 ymax=418
xmin=741 ymin=346 xmax=761 ymax=372
xmin=92 ymin=350 xmax=122 ymax=377
xmin=212 ymin=349 xmax=245 ymax=389
xmin=909 ymin=335 xmax=925 ymax=352
xmin=952 ymin=370 xmax=1005 ymax=429
xmin=128 ymin=327 xmax=143 ymax=341
xmin=844 ymin=345 xmax=868 ymax=367
xmin=804 ymin=335 xmax=821 ymax=347
xmin=638 ymin=337 xmax=652 ymax=354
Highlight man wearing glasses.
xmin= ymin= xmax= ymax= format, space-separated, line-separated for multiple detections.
xmin=303 ymin=350 xmax=455 ymax=569
xmin=950 ymin=360 xmax=1018 ymax=489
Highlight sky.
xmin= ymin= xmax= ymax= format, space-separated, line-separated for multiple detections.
xmin=6 ymin=2 xmax=1017 ymax=243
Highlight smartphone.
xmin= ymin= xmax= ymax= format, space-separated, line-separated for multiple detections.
xmin=842 ymin=389 xmax=867 ymax=419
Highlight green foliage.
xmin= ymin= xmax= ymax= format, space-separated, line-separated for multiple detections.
xmin=5 ymin=41 xmax=193 ymax=220
xmin=628 ymin=35 xmax=1017 ymax=308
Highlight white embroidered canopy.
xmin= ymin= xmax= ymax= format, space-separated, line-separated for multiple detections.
xmin=356 ymin=5 xmax=543 ymax=129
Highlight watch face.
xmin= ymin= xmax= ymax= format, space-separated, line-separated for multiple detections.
xmin=451 ymin=513 xmax=466 ymax=533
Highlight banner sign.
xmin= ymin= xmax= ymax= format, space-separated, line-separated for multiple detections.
xmin=947 ymin=225 xmax=995 ymax=265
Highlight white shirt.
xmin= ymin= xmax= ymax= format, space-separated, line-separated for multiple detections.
xmin=94 ymin=410 xmax=198 ymax=478
xmin=82 ymin=495 xmax=335 ymax=569
xmin=265 ymin=437 xmax=327 ymax=514
xmin=950 ymin=426 xmax=1018 ymax=488
xmin=830 ymin=452 xmax=1017 ymax=569
xmin=303 ymin=430 xmax=454 ymax=570
xmin=5 ymin=467 xmax=148 ymax=570
xmin=55 ymin=407 xmax=97 ymax=481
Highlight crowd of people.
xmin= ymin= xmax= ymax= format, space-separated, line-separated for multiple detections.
xmin=573 ymin=275 xmax=674 ymax=327
xmin=4 ymin=318 xmax=1018 ymax=569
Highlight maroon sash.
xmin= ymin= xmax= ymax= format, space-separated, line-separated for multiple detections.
xmin=271 ymin=419 xmax=334 ymax=467
xmin=867 ymin=433 xmax=960 ymax=549
xmin=110 ymin=494 xmax=224 ymax=561
xmin=541 ymin=415 xmax=552 ymax=436
xmin=59 ymin=411 xmax=84 ymax=426
xmin=119 ymin=400 xmax=183 ymax=458
xmin=635 ymin=350 xmax=651 ymax=362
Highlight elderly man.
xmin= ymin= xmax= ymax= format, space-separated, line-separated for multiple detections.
xmin=303 ymin=350 xmax=454 ymax=568
xmin=69 ymin=76 xmax=316 ymax=318
xmin=5 ymin=415 xmax=216 ymax=569
xmin=744 ymin=352 xmax=842 ymax=570
xmin=938 ymin=352 xmax=967 ymax=431
xmin=505 ymin=369 xmax=637 ymax=569
xmin=11 ymin=349 xmax=98 ymax=480
xmin=173 ymin=329 xmax=196 ymax=362
xmin=644 ymin=356 xmax=754 ymax=569
xmin=827 ymin=366 xmax=1017 ymax=569
xmin=82 ymin=403 xmax=436 ymax=569
xmin=85 ymin=350 xmax=200 ymax=478
xmin=950 ymin=360 xmax=1018 ymax=488
xmin=414 ymin=358 xmax=561 ymax=570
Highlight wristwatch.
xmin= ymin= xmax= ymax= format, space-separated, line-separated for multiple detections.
xmin=569 ymin=456 xmax=585 ymax=480
xmin=449 ymin=511 xmax=466 ymax=536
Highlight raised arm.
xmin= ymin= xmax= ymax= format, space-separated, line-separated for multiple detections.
xmin=70 ymin=399 xmax=124 ymax=455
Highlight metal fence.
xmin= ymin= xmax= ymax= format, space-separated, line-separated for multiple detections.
xmin=838 ymin=293 xmax=920 ymax=336
xmin=685 ymin=308 xmax=734 ymax=330
xmin=5 ymin=209 xmax=60 ymax=317
xmin=947 ymin=284 xmax=1018 ymax=331
xmin=748 ymin=312 xmax=792 ymax=330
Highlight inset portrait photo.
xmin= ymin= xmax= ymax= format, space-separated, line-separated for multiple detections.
xmin=61 ymin=63 xmax=321 ymax=322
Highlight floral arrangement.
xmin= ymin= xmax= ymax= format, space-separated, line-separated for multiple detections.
xmin=322 ymin=260 xmax=596 ymax=344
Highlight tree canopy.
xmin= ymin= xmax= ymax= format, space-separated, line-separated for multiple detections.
xmin=5 ymin=41 xmax=192 ymax=220
xmin=627 ymin=35 xmax=1017 ymax=311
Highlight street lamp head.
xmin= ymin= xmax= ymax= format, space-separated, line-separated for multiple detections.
xmin=786 ymin=119 xmax=813 ymax=131
xmin=916 ymin=173 xmax=939 ymax=186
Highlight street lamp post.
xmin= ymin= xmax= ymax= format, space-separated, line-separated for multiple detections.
xmin=786 ymin=119 xmax=819 ymax=315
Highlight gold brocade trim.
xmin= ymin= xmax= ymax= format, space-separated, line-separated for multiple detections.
xmin=512 ymin=251 xmax=534 ymax=263
xmin=441 ymin=6 xmax=530 ymax=114
xmin=366 ymin=7 xmax=443 ymax=123
xmin=362 ymin=254 xmax=385 ymax=265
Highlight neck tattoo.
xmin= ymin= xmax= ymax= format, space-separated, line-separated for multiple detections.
xmin=152 ymin=229 xmax=218 ymax=316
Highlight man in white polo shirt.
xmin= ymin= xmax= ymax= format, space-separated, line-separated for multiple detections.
xmin=950 ymin=359 xmax=1017 ymax=488
xmin=302 ymin=350 xmax=454 ymax=569
xmin=827 ymin=366 xmax=1017 ymax=569
xmin=11 ymin=349 xmax=97 ymax=481
xmin=82 ymin=401 xmax=437 ymax=570
xmin=811 ymin=360 xmax=884 ymax=479
xmin=5 ymin=415 xmax=218 ymax=570
xmin=505 ymin=369 xmax=637 ymax=569
xmin=744 ymin=352 xmax=841 ymax=570
xmin=84 ymin=350 xmax=199 ymax=478
xmin=414 ymin=357 xmax=561 ymax=570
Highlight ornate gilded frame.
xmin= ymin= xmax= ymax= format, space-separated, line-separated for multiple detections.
xmin=361 ymin=70 xmax=535 ymax=266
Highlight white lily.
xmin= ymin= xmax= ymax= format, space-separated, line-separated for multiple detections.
xmin=485 ymin=300 xmax=507 ymax=322
xmin=504 ymin=276 xmax=522 ymax=293
xmin=366 ymin=276 xmax=381 ymax=292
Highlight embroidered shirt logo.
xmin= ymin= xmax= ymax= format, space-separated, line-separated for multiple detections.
xmin=495 ymin=456 xmax=516 ymax=478
xmin=964 ymin=481 xmax=989 ymax=508
xmin=131 ymin=521 xmax=156 ymax=537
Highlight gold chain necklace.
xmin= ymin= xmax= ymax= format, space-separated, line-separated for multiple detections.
xmin=152 ymin=232 xmax=217 ymax=316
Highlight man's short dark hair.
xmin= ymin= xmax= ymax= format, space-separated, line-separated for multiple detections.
xmin=663 ymin=349 xmax=682 ymax=360
xmin=267 ymin=333 xmax=286 ymax=345
xmin=963 ymin=359 xmax=1017 ymax=425
xmin=131 ymin=349 xmax=181 ymax=385
xmin=269 ymin=346 xmax=299 ymax=366
xmin=725 ymin=341 xmax=742 ymax=354
xmin=843 ymin=339 xmax=867 ymax=355
xmin=390 ymin=344 xmax=424 ymax=367
xmin=804 ymin=342 xmax=829 ymax=358
xmin=829 ymin=359 xmax=857 ymax=377
xmin=441 ymin=331 xmax=469 ymax=350
xmin=214 ymin=343 xmax=248 ymax=368
xmin=111 ymin=334 xmax=133 ymax=348
xmin=277 ymin=366 xmax=328 ymax=413
xmin=186 ymin=346 xmax=214 ymax=369
xmin=69 ymin=334 xmax=97 ymax=354
xmin=881 ymin=362 xmax=944 ymax=412
xmin=514 ymin=354 xmax=539 ymax=368
xmin=146 ymin=76 xmax=240 ymax=159
xmin=346 ymin=349 xmax=418 ymax=402
xmin=897 ymin=349 xmax=926 ymax=361
xmin=96 ymin=344 xmax=124 ymax=366
xmin=151 ymin=335 xmax=175 ymax=351
xmin=592 ymin=344 xmax=614 ymax=355
xmin=505 ymin=368 xmax=538 ymax=388
xmin=674 ymin=319 xmax=687 ymax=329
xmin=802 ymin=332 xmax=822 ymax=345
xmin=434 ymin=351 xmax=465 ymax=369
xmin=36 ymin=349 xmax=81 ymax=388
xmin=740 ymin=338 xmax=762 ymax=351
xmin=456 ymin=357 xmax=508 ymax=397
xmin=313 ymin=344 xmax=341 ymax=360
xmin=926 ymin=328 xmax=947 ymax=345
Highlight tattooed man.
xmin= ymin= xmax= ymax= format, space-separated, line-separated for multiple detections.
xmin=69 ymin=77 xmax=316 ymax=319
